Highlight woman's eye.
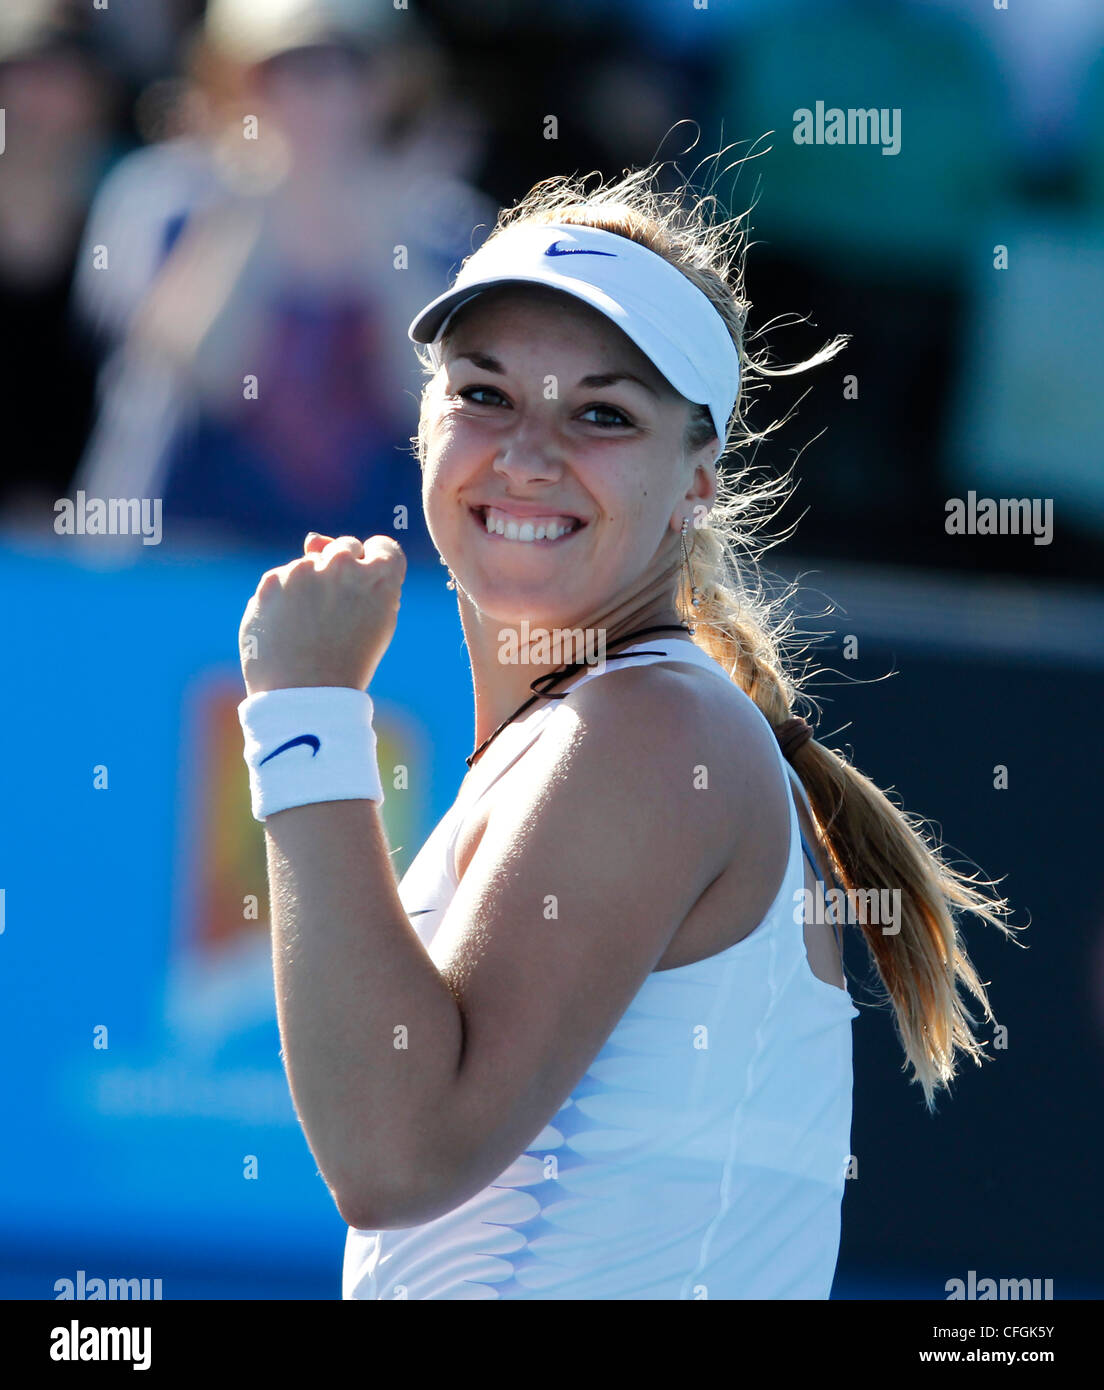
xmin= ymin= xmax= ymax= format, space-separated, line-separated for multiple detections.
xmin=581 ymin=403 xmax=633 ymax=428
xmin=457 ymin=385 xmax=506 ymax=406
xmin=452 ymin=388 xmax=630 ymax=427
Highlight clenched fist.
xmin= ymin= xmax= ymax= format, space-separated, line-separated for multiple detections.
xmin=239 ymin=532 xmax=406 ymax=695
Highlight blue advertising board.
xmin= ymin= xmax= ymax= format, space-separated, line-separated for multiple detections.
xmin=0 ymin=541 xmax=471 ymax=1294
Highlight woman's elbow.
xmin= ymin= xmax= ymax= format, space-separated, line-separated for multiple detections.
xmin=335 ymin=1151 xmax=468 ymax=1231
xmin=338 ymin=1182 xmax=457 ymax=1232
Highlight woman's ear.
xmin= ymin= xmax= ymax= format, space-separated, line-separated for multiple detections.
xmin=686 ymin=454 xmax=718 ymax=520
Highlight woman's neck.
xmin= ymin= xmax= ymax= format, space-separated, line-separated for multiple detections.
xmin=460 ymin=596 xmax=690 ymax=752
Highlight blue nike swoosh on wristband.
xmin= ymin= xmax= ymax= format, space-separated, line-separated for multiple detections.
xmin=259 ymin=734 xmax=321 ymax=765
xmin=544 ymin=239 xmax=617 ymax=258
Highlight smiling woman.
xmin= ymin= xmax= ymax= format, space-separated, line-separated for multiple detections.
xmin=236 ymin=158 xmax=1020 ymax=1301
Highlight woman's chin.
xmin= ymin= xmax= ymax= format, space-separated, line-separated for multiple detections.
xmin=463 ymin=586 xmax=584 ymax=632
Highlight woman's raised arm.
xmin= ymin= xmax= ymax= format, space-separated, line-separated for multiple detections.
xmin=263 ymin=660 xmax=757 ymax=1231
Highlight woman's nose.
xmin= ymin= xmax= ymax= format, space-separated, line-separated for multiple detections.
xmin=492 ymin=417 xmax=565 ymax=483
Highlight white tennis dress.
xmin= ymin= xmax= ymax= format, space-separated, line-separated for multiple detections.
xmin=342 ymin=637 xmax=859 ymax=1299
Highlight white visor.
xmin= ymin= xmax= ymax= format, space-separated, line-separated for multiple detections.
xmin=407 ymin=222 xmax=739 ymax=462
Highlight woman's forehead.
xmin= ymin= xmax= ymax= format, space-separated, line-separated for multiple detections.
xmin=442 ymin=285 xmax=674 ymax=393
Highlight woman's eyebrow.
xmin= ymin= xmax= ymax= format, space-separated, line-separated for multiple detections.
xmin=452 ymin=351 xmax=658 ymax=397
xmin=579 ymin=372 xmax=659 ymax=398
xmin=452 ymin=351 xmax=503 ymax=372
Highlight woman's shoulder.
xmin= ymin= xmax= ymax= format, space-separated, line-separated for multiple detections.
xmin=563 ymin=656 xmax=784 ymax=778
xmin=562 ymin=661 xmax=802 ymax=970
xmin=545 ymin=657 xmax=790 ymax=856
xmin=455 ymin=658 xmax=791 ymax=886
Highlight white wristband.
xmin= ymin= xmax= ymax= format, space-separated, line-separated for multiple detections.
xmin=238 ymin=686 xmax=385 ymax=822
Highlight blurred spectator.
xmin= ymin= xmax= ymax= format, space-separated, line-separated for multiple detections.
xmin=85 ymin=0 xmax=205 ymax=93
xmin=709 ymin=0 xmax=1018 ymax=567
xmin=71 ymin=0 xmax=494 ymax=559
xmin=910 ymin=0 xmax=1104 ymax=176
xmin=0 ymin=0 xmax=1096 ymax=584
xmin=1080 ymin=45 xmax=1104 ymax=210
xmin=415 ymin=0 xmax=650 ymax=206
xmin=0 ymin=2 xmax=118 ymax=518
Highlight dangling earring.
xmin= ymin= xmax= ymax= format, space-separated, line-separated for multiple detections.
xmin=680 ymin=516 xmax=702 ymax=635
xmin=439 ymin=555 xmax=456 ymax=590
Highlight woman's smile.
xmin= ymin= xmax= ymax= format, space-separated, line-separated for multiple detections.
xmin=470 ymin=503 xmax=587 ymax=545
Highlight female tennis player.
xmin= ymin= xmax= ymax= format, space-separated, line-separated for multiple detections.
xmin=237 ymin=164 xmax=1016 ymax=1300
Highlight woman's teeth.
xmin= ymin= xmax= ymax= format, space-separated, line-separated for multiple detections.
xmin=480 ymin=505 xmax=580 ymax=543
